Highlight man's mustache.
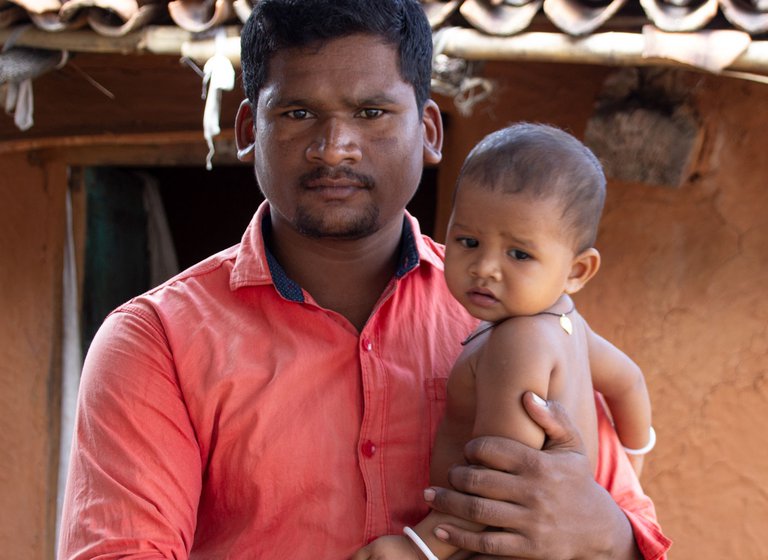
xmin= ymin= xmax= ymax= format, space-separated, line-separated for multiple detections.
xmin=299 ymin=167 xmax=375 ymax=189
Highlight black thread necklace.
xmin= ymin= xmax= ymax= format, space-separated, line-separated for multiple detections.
xmin=461 ymin=301 xmax=576 ymax=346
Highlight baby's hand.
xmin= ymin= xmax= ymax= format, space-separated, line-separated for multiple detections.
xmin=350 ymin=534 xmax=425 ymax=560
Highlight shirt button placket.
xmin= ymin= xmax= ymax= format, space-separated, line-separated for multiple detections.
xmin=360 ymin=337 xmax=376 ymax=460
xmin=359 ymin=332 xmax=386 ymax=538
xmin=361 ymin=440 xmax=376 ymax=458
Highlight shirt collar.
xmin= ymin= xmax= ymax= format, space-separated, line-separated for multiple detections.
xmin=230 ymin=201 xmax=444 ymax=299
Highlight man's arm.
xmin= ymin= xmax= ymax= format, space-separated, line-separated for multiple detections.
xmin=58 ymin=307 xmax=201 ymax=559
xmin=423 ymin=393 xmax=671 ymax=560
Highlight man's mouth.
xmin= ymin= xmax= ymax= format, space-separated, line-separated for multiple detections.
xmin=300 ymin=167 xmax=374 ymax=192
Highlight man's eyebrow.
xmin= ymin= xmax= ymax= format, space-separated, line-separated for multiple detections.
xmin=263 ymin=92 xmax=401 ymax=109
xmin=264 ymin=94 xmax=310 ymax=109
xmin=355 ymin=94 xmax=399 ymax=106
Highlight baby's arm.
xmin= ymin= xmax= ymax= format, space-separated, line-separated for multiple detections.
xmin=411 ymin=321 xmax=553 ymax=556
xmin=586 ymin=325 xmax=652 ymax=474
xmin=352 ymin=321 xmax=552 ymax=560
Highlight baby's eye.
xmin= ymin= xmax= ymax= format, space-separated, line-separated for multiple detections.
xmin=508 ymin=249 xmax=531 ymax=261
xmin=457 ymin=237 xmax=478 ymax=249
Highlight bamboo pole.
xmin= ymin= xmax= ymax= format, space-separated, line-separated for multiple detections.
xmin=3 ymin=24 xmax=768 ymax=74
xmin=0 ymin=25 xmax=241 ymax=57
xmin=435 ymin=27 xmax=768 ymax=74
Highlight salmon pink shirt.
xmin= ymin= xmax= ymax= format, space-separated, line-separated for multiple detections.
xmin=59 ymin=202 xmax=670 ymax=559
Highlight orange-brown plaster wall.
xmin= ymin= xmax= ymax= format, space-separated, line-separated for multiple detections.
xmin=0 ymin=153 xmax=65 ymax=559
xmin=436 ymin=62 xmax=768 ymax=558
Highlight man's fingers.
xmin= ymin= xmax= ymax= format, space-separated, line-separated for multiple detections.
xmin=521 ymin=392 xmax=585 ymax=452
xmin=462 ymin=435 xmax=535 ymax=474
xmin=433 ymin=523 xmax=531 ymax=558
xmin=426 ymin=485 xmax=525 ymax=527
xmin=446 ymin=463 xmax=533 ymax=503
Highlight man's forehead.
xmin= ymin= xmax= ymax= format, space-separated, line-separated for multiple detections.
xmin=258 ymin=34 xmax=412 ymax=105
xmin=267 ymin=34 xmax=397 ymax=71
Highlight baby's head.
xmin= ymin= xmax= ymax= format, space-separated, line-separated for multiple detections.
xmin=456 ymin=123 xmax=605 ymax=254
xmin=445 ymin=123 xmax=606 ymax=322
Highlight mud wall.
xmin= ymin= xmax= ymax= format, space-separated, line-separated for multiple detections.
xmin=435 ymin=61 xmax=768 ymax=559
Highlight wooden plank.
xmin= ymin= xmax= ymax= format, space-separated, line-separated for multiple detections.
xmin=2 ymin=130 xmax=242 ymax=168
xmin=0 ymin=52 xmax=243 ymax=145
xmin=0 ymin=153 xmax=67 ymax=559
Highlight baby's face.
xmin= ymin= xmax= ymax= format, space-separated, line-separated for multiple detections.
xmin=444 ymin=183 xmax=577 ymax=323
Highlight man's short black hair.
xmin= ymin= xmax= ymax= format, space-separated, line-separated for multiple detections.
xmin=457 ymin=123 xmax=607 ymax=252
xmin=240 ymin=0 xmax=433 ymax=113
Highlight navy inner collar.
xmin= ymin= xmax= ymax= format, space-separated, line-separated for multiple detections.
xmin=261 ymin=214 xmax=420 ymax=302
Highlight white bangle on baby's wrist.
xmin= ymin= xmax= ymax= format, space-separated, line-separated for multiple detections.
xmin=403 ymin=526 xmax=439 ymax=560
xmin=622 ymin=426 xmax=656 ymax=455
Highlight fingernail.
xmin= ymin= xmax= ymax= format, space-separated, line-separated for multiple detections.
xmin=423 ymin=488 xmax=436 ymax=502
xmin=531 ymin=392 xmax=548 ymax=407
xmin=434 ymin=527 xmax=449 ymax=540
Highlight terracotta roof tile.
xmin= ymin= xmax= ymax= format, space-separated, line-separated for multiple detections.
xmin=1 ymin=0 xmax=767 ymax=37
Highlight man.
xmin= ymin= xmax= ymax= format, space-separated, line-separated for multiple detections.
xmin=59 ymin=1 xmax=671 ymax=558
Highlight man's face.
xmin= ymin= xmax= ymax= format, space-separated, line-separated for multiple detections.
xmin=238 ymin=33 xmax=441 ymax=240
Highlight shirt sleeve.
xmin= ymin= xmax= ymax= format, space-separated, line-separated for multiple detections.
xmin=58 ymin=305 xmax=201 ymax=559
xmin=594 ymin=394 xmax=673 ymax=560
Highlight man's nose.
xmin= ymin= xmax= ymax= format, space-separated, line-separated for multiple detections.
xmin=306 ymin=118 xmax=362 ymax=166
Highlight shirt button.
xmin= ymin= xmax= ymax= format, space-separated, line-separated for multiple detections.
xmin=362 ymin=338 xmax=373 ymax=352
xmin=361 ymin=440 xmax=377 ymax=457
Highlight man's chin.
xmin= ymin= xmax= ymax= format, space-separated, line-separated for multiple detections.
xmin=295 ymin=208 xmax=379 ymax=240
xmin=297 ymin=224 xmax=377 ymax=240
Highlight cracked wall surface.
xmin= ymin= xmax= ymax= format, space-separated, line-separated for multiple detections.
xmin=436 ymin=61 xmax=768 ymax=558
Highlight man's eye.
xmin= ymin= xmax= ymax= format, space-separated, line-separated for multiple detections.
xmin=285 ymin=109 xmax=311 ymax=119
xmin=457 ymin=237 xmax=478 ymax=248
xmin=509 ymin=249 xmax=531 ymax=261
xmin=358 ymin=108 xmax=383 ymax=119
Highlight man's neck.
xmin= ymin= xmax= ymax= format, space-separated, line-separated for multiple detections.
xmin=267 ymin=214 xmax=406 ymax=332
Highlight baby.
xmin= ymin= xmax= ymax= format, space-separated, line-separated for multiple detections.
xmin=354 ymin=123 xmax=655 ymax=560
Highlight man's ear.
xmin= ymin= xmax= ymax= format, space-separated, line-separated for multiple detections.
xmin=564 ymin=247 xmax=601 ymax=295
xmin=422 ymin=99 xmax=443 ymax=166
xmin=235 ymin=99 xmax=256 ymax=162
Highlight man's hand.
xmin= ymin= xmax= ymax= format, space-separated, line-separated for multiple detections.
xmin=423 ymin=393 xmax=641 ymax=560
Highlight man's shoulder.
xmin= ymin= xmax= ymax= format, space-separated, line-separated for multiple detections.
xmin=151 ymin=244 xmax=240 ymax=294
xmin=113 ymin=244 xmax=241 ymax=319
xmin=421 ymin=233 xmax=446 ymax=253
xmin=415 ymin=233 xmax=446 ymax=266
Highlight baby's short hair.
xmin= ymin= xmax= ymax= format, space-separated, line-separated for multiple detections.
xmin=457 ymin=123 xmax=606 ymax=252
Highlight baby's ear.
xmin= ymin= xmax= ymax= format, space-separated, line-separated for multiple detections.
xmin=564 ymin=248 xmax=601 ymax=295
